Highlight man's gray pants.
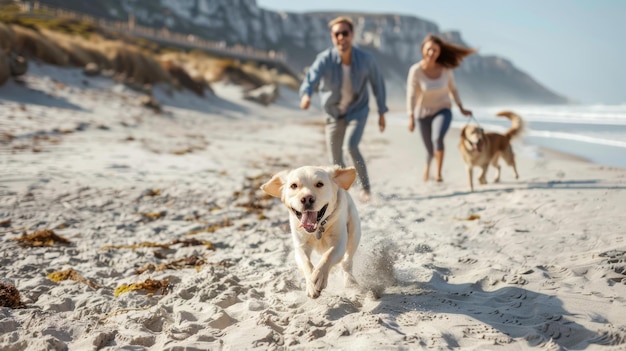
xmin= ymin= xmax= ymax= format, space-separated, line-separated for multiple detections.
xmin=325 ymin=115 xmax=370 ymax=192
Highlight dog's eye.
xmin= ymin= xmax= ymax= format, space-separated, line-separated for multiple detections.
xmin=290 ymin=183 xmax=298 ymax=189
xmin=316 ymin=182 xmax=324 ymax=188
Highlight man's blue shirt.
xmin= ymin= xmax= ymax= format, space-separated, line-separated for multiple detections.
xmin=299 ymin=46 xmax=388 ymax=121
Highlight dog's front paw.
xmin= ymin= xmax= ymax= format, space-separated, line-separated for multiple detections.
xmin=308 ymin=269 xmax=328 ymax=298
xmin=479 ymin=178 xmax=487 ymax=185
xmin=306 ymin=280 xmax=320 ymax=299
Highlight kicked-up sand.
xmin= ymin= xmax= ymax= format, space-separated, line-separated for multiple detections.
xmin=1 ymin=64 xmax=625 ymax=350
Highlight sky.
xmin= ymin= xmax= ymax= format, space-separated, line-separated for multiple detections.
xmin=257 ymin=0 xmax=626 ymax=105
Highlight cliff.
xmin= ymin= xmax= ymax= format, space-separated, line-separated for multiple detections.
xmin=34 ymin=0 xmax=570 ymax=106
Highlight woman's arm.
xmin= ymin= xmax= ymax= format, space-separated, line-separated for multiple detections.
xmin=448 ymin=70 xmax=472 ymax=116
xmin=406 ymin=64 xmax=422 ymax=117
xmin=406 ymin=64 xmax=422 ymax=131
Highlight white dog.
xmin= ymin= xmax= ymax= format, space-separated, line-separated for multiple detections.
xmin=261 ymin=165 xmax=361 ymax=299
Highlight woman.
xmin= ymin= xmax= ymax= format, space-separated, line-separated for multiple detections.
xmin=406 ymin=34 xmax=476 ymax=182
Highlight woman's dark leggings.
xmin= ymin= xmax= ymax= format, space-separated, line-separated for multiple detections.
xmin=417 ymin=108 xmax=453 ymax=163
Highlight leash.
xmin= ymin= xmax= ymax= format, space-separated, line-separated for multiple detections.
xmin=465 ymin=113 xmax=481 ymax=127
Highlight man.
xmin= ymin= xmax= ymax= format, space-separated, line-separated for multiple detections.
xmin=300 ymin=16 xmax=388 ymax=203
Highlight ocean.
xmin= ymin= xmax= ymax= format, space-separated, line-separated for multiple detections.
xmin=391 ymin=104 xmax=626 ymax=169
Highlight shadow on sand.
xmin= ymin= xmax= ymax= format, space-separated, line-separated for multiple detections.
xmin=0 ymin=80 xmax=86 ymax=111
xmin=151 ymin=84 xmax=250 ymax=118
xmin=370 ymin=274 xmax=619 ymax=349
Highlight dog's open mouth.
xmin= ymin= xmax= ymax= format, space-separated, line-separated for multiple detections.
xmin=292 ymin=204 xmax=328 ymax=233
xmin=470 ymin=140 xmax=483 ymax=152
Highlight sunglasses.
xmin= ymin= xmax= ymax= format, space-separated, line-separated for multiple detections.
xmin=333 ymin=30 xmax=351 ymax=38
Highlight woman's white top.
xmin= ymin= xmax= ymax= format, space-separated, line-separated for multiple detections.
xmin=406 ymin=62 xmax=458 ymax=118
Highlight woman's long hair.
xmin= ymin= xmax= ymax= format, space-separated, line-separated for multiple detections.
xmin=422 ymin=34 xmax=476 ymax=68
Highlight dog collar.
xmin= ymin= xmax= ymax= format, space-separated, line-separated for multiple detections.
xmin=316 ymin=209 xmax=335 ymax=239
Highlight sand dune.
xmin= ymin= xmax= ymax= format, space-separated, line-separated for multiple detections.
xmin=1 ymin=64 xmax=625 ymax=350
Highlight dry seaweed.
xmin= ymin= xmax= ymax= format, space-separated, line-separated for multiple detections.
xmin=207 ymin=204 xmax=223 ymax=212
xmin=0 ymin=282 xmax=23 ymax=308
xmin=186 ymin=218 xmax=232 ymax=236
xmin=139 ymin=211 xmax=166 ymax=220
xmin=102 ymin=238 xmax=215 ymax=251
xmin=101 ymin=242 xmax=170 ymax=250
xmin=143 ymin=188 xmax=161 ymax=197
xmin=171 ymin=147 xmax=193 ymax=155
xmin=134 ymin=264 xmax=157 ymax=274
xmin=14 ymin=229 xmax=71 ymax=247
xmin=114 ymin=278 xmax=169 ymax=297
xmin=232 ymin=173 xmax=274 ymax=217
xmin=136 ymin=256 xmax=234 ymax=274
xmin=171 ymin=238 xmax=215 ymax=250
xmin=455 ymin=214 xmax=481 ymax=221
xmin=135 ymin=255 xmax=207 ymax=274
xmin=153 ymin=251 xmax=167 ymax=259
xmin=47 ymin=268 xmax=100 ymax=289
xmin=0 ymin=219 xmax=10 ymax=228
xmin=214 ymin=259 xmax=236 ymax=268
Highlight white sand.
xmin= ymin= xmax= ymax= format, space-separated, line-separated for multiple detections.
xmin=1 ymin=63 xmax=625 ymax=350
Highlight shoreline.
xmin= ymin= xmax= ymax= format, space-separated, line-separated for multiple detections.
xmin=449 ymin=126 xmax=597 ymax=166
xmin=385 ymin=101 xmax=626 ymax=170
xmin=387 ymin=109 xmax=624 ymax=171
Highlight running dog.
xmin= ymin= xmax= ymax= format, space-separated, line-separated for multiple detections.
xmin=458 ymin=111 xmax=524 ymax=191
xmin=261 ymin=165 xmax=360 ymax=299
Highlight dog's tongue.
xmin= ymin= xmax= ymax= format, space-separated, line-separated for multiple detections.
xmin=300 ymin=211 xmax=318 ymax=233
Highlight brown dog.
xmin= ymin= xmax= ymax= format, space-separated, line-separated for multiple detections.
xmin=458 ymin=111 xmax=523 ymax=191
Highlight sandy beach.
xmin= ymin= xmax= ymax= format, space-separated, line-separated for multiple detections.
xmin=1 ymin=64 xmax=626 ymax=350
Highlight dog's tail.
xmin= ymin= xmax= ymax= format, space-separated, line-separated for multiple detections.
xmin=496 ymin=110 xmax=524 ymax=140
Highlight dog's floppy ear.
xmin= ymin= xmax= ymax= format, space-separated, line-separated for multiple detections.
xmin=261 ymin=170 xmax=288 ymax=198
xmin=460 ymin=126 xmax=467 ymax=139
xmin=332 ymin=166 xmax=357 ymax=190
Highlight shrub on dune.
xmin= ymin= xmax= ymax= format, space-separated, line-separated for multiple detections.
xmin=11 ymin=25 xmax=67 ymax=66
xmin=0 ymin=48 xmax=9 ymax=85
xmin=0 ymin=17 xmax=298 ymax=96
xmin=122 ymin=48 xmax=150 ymax=84
xmin=183 ymin=51 xmax=229 ymax=84
xmin=75 ymin=38 xmax=113 ymax=70
xmin=105 ymin=43 xmax=133 ymax=78
xmin=176 ymin=54 xmax=261 ymax=89
xmin=105 ymin=42 xmax=170 ymax=86
xmin=163 ymin=50 xmax=298 ymax=96
xmin=274 ymin=73 xmax=299 ymax=91
xmin=222 ymin=64 xmax=267 ymax=89
xmin=191 ymin=53 xmax=298 ymax=91
xmin=190 ymin=55 xmax=262 ymax=88
xmin=239 ymin=61 xmax=299 ymax=90
xmin=134 ymin=50 xmax=171 ymax=85
xmin=0 ymin=22 xmax=15 ymax=51
xmin=41 ymin=29 xmax=101 ymax=67
xmin=161 ymin=59 xmax=206 ymax=96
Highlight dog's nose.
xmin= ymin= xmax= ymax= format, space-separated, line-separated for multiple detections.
xmin=300 ymin=194 xmax=315 ymax=206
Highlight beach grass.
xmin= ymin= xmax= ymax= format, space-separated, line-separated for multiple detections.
xmin=0 ymin=9 xmax=300 ymax=94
